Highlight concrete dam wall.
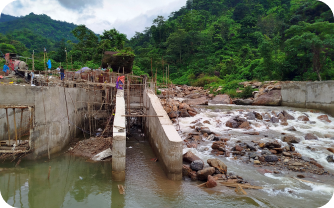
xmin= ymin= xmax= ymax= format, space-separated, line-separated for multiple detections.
xmin=0 ymin=85 xmax=101 ymax=159
xmin=143 ymin=88 xmax=183 ymax=180
xmin=281 ymin=81 xmax=334 ymax=116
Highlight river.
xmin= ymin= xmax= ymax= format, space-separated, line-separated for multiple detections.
xmin=0 ymin=105 xmax=333 ymax=207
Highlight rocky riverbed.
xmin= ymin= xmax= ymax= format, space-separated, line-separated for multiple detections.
xmin=159 ymin=83 xmax=334 ymax=201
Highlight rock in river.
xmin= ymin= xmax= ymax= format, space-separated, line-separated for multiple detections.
xmin=207 ymin=158 xmax=227 ymax=174
xmin=190 ymin=160 xmax=204 ymax=171
xmin=317 ymin=115 xmax=331 ymax=123
xmin=233 ymin=99 xmax=253 ymax=105
xmin=212 ymin=141 xmax=225 ymax=150
xmin=265 ymin=155 xmax=278 ymax=162
xmin=210 ymin=94 xmax=232 ymax=104
xmin=252 ymin=90 xmax=282 ymax=106
xmin=305 ymin=133 xmax=318 ymax=140
xmin=182 ymin=165 xmax=192 ymax=177
xmin=326 ymin=155 xmax=334 ymax=163
xmin=183 ymin=97 xmax=208 ymax=105
xmin=283 ymin=135 xmax=300 ymax=143
xmin=197 ymin=167 xmax=216 ymax=181
xmin=206 ymin=175 xmax=217 ymax=188
xmin=183 ymin=151 xmax=202 ymax=163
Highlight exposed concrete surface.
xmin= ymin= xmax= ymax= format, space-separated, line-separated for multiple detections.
xmin=282 ymin=81 xmax=334 ymax=116
xmin=0 ymin=85 xmax=101 ymax=159
xmin=143 ymin=89 xmax=183 ymax=180
xmin=112 ymin=89 xmax=126 ymax=181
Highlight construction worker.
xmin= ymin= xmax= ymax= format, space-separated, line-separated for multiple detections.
xmin=3 ymin=63 xmax=9 ymax=76
xmin=60 ymin=66 xmax=65 ymax=80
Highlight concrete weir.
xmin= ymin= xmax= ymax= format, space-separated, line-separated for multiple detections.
xmin=282 ymin=81 xmax=334 ymax=116
xmin=143 ymin=89 xmax=183 ymax=180
xmin=0 ymin=81 xmax=183 ymax=181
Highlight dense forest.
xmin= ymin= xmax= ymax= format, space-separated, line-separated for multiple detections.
xmin=128 ymin=0 xmax=334 ymax=87
xmin=1 ymin=0 xmax=334 ymax=93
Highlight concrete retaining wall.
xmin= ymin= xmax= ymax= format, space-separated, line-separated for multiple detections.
xmin=282 ymin=81 xmax=334 ymax=116
xmin=143 ymin=89 xmax=182 ymax=180
xmin=0 ymin=85 xmax=100 ymax=159
xmin=112 ymin=89 xmax=126 ymax=181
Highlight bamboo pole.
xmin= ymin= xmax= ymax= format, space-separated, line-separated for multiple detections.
xmin=6 ymin=108 xmax=10 ymax=143
xmin=13 ymin=108 xmax=18 ymax=145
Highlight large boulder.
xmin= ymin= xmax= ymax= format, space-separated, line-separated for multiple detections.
xmin=183 ymin=97 xmax=208 ymax=105
xmin=197 ymin=167 xmax=216 ymax=181
xmin=190 ymin=160 xmax=204 ymax=171
xmin=183 ymin=151 xmax=202 ymax=163
xmin=253 ymin=90 xmax=282 ymax=106
xmin=210 ymin=94 xmax=232 ymax=104
xmin=207 ymin=158 xmax=228 ymax=174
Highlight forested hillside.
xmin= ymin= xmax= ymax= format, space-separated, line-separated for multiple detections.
xmin=0 ymin=13 xmax=20 ymax=23
xmin=128 ymin=0 xmax=334 ymax=85
xmin=0 ymin=13 xmax=78 ymax=53
xmin=1 ymin=0 xmax=334 ymax=90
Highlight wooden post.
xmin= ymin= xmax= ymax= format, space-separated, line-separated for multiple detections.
xmin=123 ymin=67 xmax=124 ymax=74
xmin=151 ymin=58 xmax=153 ymax=78
xmin=19 ymin=109 xmax=23 ymax=143
xmin=71 ymin=55 xmax=73 ymax=70
xmin=48 ymin=166 xmax=51 ymax=180
xmin=6 ymin=108 xmax=10 ymax=143
xmin=13 ymin=108 xmax=17 ymax=145
xmin=65 ymin=48 xmax=68 ymax=70
xmin=32 ymin=50 xmax=34 ymax=71
xmin=88 ymin=103 xmax=91 ymax=136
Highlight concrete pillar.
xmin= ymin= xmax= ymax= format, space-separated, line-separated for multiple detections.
xmin=112 ymin=89 xmax=126 ymax=181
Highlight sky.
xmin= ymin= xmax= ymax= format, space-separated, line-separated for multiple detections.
xmin=0 ymin=0 xmax=188 ymax=38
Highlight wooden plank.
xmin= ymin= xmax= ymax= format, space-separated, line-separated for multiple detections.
xmin=220 ymin=182 xmax=263 ymax=189
xmin=118 ymin=185 xmax=125 ymax=194
xmin=235 ymin=184 xmax=247 ymax=195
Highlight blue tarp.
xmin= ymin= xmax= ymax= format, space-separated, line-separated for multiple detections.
xmin=3 ymin=64 xmax=9 ymax=73
xmin=47 ymin=60 xmax=51 ymax=69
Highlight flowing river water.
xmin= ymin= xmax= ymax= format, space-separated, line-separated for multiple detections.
xmin=0 ymin=105 xmax=334 ymax=207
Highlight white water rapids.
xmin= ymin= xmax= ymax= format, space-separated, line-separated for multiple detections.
xmin=175 ymin=104 xmax=334 ymax=206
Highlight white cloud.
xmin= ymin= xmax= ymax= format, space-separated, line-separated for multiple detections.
xmin=0 ymin=0 xmax=187 ymax=37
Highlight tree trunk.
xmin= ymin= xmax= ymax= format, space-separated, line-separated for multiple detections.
xmin=316 ymin=70 xmax=322 ymax=81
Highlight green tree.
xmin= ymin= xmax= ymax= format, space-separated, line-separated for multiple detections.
xmin=285 ymin=21 xmax=334 ymax=81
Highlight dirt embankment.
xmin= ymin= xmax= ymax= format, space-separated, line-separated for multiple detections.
xmin=68 ymin=137 xmax=112 ymax=159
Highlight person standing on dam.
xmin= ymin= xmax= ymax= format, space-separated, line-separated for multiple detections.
xmin=60 ymin=66 xmax=65 ymax=80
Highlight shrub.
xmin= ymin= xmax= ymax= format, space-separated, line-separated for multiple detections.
xmin=192 ymin=75 xmax=222 ymax=87
xmin=237 ymin=86 xmax=253 ymax=99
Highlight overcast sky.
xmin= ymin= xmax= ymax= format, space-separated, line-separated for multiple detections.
xmin=0 ymin=0 xmax=187 ymax=38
